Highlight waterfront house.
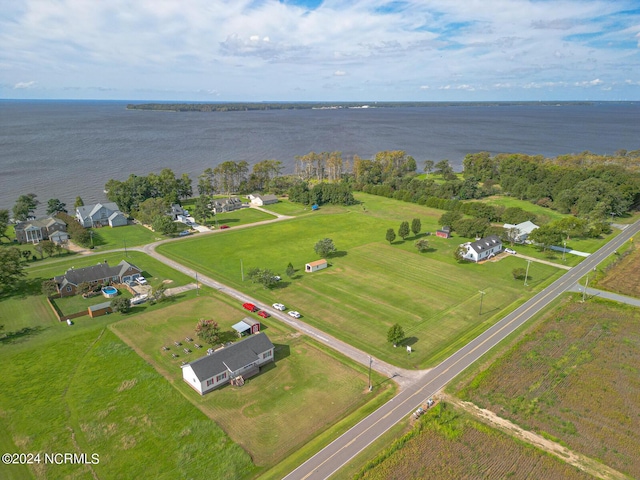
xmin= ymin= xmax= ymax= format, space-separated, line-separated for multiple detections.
xmin=76 ymin=202 xmax=127 ymax=228
xmin=54 ymin=260 xmax=142 ymax=297
xmin=14 ymin=216 xmax=67 ymax=244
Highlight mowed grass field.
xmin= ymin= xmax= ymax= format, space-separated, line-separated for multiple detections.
xmin=0 ymin=287 xmax=256 ymax=479
xmin=350 ymin=404 xmax=592 ymax=480
xmin=111 ymin=297 xmax=394 ymax=467
xmin=90 ymin=223 xmax=166 ymax=250
xmin=455 ymin=298 xmax=640 ymax=479
xmin=158 ymin=193 xmax=563 ymax=368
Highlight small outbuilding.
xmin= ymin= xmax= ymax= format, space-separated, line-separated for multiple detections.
xmin=305 ymin=259 xmax=327 ymax=273
xmin=232 ymin=317 xmax=261 ymax=336
xmin=436 ymin=226 xmax=451 ymax=238
xmin=88 ymin=301 xmax=113 ymax=318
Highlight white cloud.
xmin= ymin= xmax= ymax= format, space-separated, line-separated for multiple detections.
xmin=420 ymin=85 xmax=429 ymax=90
xmin=334 ymin=70 xmax=346 ymax=76
xmin=14 ymin=80 xmax=36 ymax=89
xmin=574 ymin=78 xmax=604 ymax=87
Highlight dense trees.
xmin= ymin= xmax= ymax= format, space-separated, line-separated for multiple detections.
xmin=111 ymin=297 xmax=131 ymax=313
xmin=152 ymin=216 xmax=179 ymax=235
xmin=0 ymin=210 xmax=9 ymax=239
xmin=295 ymin=152 xmax=344 ymax=182
xmin=46 ymin=198 xmax=67 ymax=215
xmin=288 ymin=181 xmax=356 ymax=206
xmin=247 ymin=267 xmax=279 ymax=289
xmin=135 ymin=198 xmax=168 ymax=226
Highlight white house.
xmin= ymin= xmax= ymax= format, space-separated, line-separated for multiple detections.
xmin=461 ymin=235 xmax=503 ymax=263
xmin=181 ymin=333 xmax=275 ymax=395
xmin=76 ymin=202 xmax=127 ymax=228
xmin=503 ymin=220 xmax=539 ymax=244
xmin=248 ymin=194 xmax=279 ymax=206
xmin=305 ymin=259 xmax=328 ymax=273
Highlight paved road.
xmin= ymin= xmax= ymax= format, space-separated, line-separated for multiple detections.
xmin=568 ymin=284 xmax=640 ymax=307
xmin=283 ymin=219 xmax=640 ymax=480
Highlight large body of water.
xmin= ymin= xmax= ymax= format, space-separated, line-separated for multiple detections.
xmin=1 ymin=100 xmax=639 ymax=213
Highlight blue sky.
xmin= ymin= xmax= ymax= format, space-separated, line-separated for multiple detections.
xmin=1 ymin=0 xmax=639 ymax=101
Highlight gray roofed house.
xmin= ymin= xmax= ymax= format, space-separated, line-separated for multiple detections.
xmin=503 ymin=220 xmax=539 ymax=244
xmin=461 ymin=235 xmax=503 ymax=263
xmin=181 ymin=333 xmax=275 ymax=395
xmin=75 ymin=202 xmax=127 ymax=228
xmin=249 ymin=194 xmax=279 ymax=206
xmin=210 ymin=197 xmax=243 ymax=214
xmin=53 ymin=260 xmax=142 ymax=297
xmin=14 ymin=216 xmax=67 ymax=244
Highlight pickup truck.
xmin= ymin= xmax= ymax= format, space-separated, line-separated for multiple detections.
xmin=242 ymin=302 xmax=258 ymax=312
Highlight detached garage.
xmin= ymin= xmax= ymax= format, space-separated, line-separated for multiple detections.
xmin=232 ymin=317 xmax=261 ymax=336
xmin=305 ymin=259 xmax=327 ymax=273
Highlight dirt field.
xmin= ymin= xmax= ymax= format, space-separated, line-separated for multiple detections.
xmin=456 ymin=298 xmax=640 ymax=479
xmin=598 ymin=245 xmax=640 ymax=297
xmin=354 ymin=403 xmax=592 ymax=480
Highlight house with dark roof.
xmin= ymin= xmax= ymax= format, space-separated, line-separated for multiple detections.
xmin=75 ymin=202 xmax=127 ymax=228
xmin=14 ymin=216 xmax=68 ymax=244
xmin=461 ymin=235 xmax=503 ymax=263
xmin=210 ymin=197 xmax=243 ymax=214
xmin=181 ymin=333 xmax=275 ymax=395
xmin=53 ymin=260 xmax=142 ymax=297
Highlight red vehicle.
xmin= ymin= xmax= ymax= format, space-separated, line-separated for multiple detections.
xmin=243 ymin=302 xmax=258 ymax=312
xmin=220 ymin=224 xmax=230 ymax=229
xmin=257 ymin=310 xmax=270 ymax=318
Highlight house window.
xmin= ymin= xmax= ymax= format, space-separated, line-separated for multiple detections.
xmin=206 ymin=378 xmax=214 ymax=386
xmin=66 ymin=286 xmax=72 ymax=292
xmin=263 ymin=350 xmax=272 ymax=359
xmin=216 ymin=373 xmax=226 ymax=382
xmin=112 ymin=276 xmax=118 ymax=281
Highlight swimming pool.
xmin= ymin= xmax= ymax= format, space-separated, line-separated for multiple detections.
xmin=102 ymin=286 xmax=118 ymax=298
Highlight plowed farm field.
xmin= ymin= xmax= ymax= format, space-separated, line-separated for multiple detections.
xmin=456 ymin=298 xmax=640 ymax=478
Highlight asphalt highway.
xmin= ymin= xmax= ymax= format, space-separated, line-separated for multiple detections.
xmin=284 ymin=219 xmax=640 ymax=480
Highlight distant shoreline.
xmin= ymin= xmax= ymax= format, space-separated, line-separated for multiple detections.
xmin=126 ymin=101 xmax=598 ymax=113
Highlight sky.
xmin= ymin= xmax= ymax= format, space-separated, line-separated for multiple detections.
xmin=1 ymin=0 xmax=639 ymax=101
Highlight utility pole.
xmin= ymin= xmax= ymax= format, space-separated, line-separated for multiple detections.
xmin=195 ymin=271 xmax=199 ymax=296
xmin=524 ymin=259 xmax=531 ymax=286
xmin=368 ymin=356 xmax=373 ymax=392
xmin=241 ymin=259 xmax=244 ymax=281
xmin=562 ymin=240 xmax=567 ymax=263
xmin=479 ymin=290 xmax=485 ymax=315
xmin=582 ymin=268 xmax=596 ymax=303
xmin=123 ymin=238 xmax=127 ymax=257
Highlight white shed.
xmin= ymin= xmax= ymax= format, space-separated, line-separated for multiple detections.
xmin=305 ymin=259 xmax=328 ymax=273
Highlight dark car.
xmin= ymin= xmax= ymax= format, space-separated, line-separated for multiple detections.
xmin=220 ymin=225 xmax=230 ymax=229
xmin=257 ymin=310 xmax=270 ymax=318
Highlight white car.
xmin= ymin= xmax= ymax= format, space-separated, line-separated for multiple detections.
xmin=288 ymin=311 xmax=301 ymax=318
xmin=272 ymin=303 xmax=286 ymax=311
xmin=136 ymin=276 xmax=148 ymax=285
xmin=505 ymin=248 xmax=517 ymax=254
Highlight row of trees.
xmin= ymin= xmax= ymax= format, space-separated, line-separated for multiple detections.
xmin=385 ymin=219 xmax=422 ymax=244
xmin=288 ymin=181 xmax=356 ymax=206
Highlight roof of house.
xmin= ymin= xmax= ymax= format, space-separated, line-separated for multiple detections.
xmin=76 ymin=202 xmax=121 ymax=219
xmin=307 ymin=259 xmax=328 ymax=267
xmin=15 ymin=216 xmax=66 ymax=232
xmin=257 ymin=194 xmax=278 ymax=202
xmin=186 ymin=333 xmax=274 ymax=381
xmin=503 ymin=220 xmax=539 ymax=235
xmin=54 ymin=260 xmax=141 ymax=288
xmin=468 ymin=235 xmax=502 ymax=254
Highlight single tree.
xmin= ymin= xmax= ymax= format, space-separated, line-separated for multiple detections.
xmin=12 ymin=193 xmax=39 ymax=222
xmin=387 ymin=323 xmax=405 ymax=347
xmin=415 ymin=238 xmax=430 ymax=252
xmin=398 ymin=221 xmax=410 ymax=240
xmin=74 ymin=196 xmax=85 ymax=209
xmin=286 ymin=262 xmax=295 ymax=279
xmin=195 ymin=319 xmax=220 ymax=345
xmin=434 ymin=159 xmax=455 ymax=179
xmin=386 ymin=228 xmax=396 ymax=245
xmin=41 ymin=279 xmax=58 ymax=297
xmin=77 ymin=282 xmax=92 ymax=296
xmin=423 ymin=159 xmax=434 ymax=176
xmin=512 ymin=268 xmax=527 ymax=280
xmin=411 ymin=218 xmax=422 ymax=237
xmin=314 ymin=238 xmax=336 ymax=258
xmin=21 ymin=250 xmax=31 ymax=261
xmin=41 ymin=240 xmax=56 ymax=257
xmin=111 ymin=297 xmax=131 ymax=313
xmin=152 ymin=215 xmax=179 ymax=235
xmin=193 ymin=195 xmax=211 ymax=224
xmin=46 ymin=198 xmax=67 ymax=215
xmin=454 ymin=245 xmax=467 ymax=262
xmin=247 ymin=267 xmax=279 ymax=289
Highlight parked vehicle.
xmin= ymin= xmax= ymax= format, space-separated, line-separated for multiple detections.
xmin=220 ymin=225 xmax=230 ymax=229
xmin=137 ymin=276 xmax=148 ymax=285
xmin=178 ymin=230 xmax=191 ymax=236
xmin=505 ymin=248 xmax=517 ymax=254
xmin=272 ymin=303 xmax=286 ymax=311
xmin=257 ymin=311 xmax=270 ymax=318
xmin=273 ymin=275 xmax=281 ymax=281
xmin=243 ymin=302 xmax=258 ymax=312
xmin=288 ymin=311 xmax=301 ymax=318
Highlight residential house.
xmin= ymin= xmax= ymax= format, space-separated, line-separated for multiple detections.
xmin=14 ymin=216 xmax=68 ymax=244
xmin=181 ymin=333 xmax=275 ymax=395
xmin=169 ymin=204 xmax=189 ymax=221
xmin=248 ymin=194 xmax=279 ymax=206
xmin=75 ymin=202 xmax=128 ymax=228
xmin=210 ymin=197 xmax=243 ymax=214
xmin=54 ymin=260 xmax=142 ymax=297
xmin=503 ymin=220 xmax=539 ymax=244
xmin=305 ymin=259 xmax=328 ymax=273
xmin=461 ymin=235 xmax=503 ymax=263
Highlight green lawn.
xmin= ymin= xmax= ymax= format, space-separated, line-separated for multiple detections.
xmin=255 ymin=199 xmax=312 ymax=217
xmin=158 ymin=194 xmax=563 ymax=368
xmin=89 ymin=224 xmax=165 ymax=250
xmin=51 ymin=288 xmax=133 ymax=316
xmin=211 ymin=207 xmax=275 ymax=227
xmin=111 ymin=296 xmax=394 ymax=467
xmin=474 ymin=195 xmax=567 ymax=224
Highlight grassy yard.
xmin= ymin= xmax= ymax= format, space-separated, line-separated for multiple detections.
xmin=210 ymin=207 xmax=275 ymax=227
xmin=111 ymin=296 xmax=394 ymax=467
xmin=51 ymin=288 xmax=134 ymax=316
xmin=89 ymin=223 xmax=165 ymax=250
xmin=158 ymin=193 xmax=563 ymax=369
xmin=474 ymin=195 xmax=567 ymax=224
xmin=254 ymin=199 xmax=312 ymax=217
